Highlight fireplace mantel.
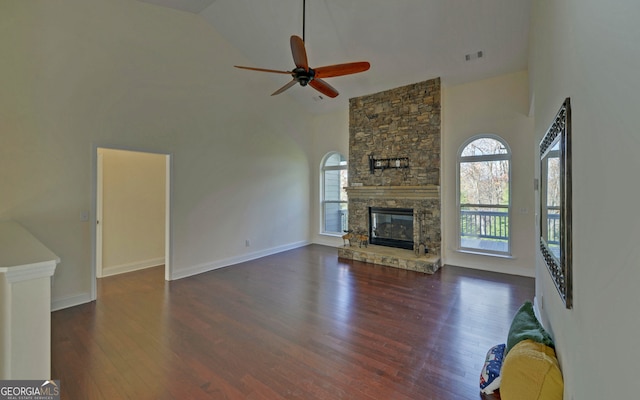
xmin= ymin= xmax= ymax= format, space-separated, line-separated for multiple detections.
xmin=344 ymin=185 xmax=440 ymax=200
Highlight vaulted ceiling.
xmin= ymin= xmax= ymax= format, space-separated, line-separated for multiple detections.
xmin=137 ymin=0 xmax=531 ymax=114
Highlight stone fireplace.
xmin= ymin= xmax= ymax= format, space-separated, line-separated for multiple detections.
xmin=338 ymin=78 xmax=441 ymax=273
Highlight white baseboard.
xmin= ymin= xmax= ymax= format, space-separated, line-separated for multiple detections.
xmin=533 ymin=296 xmax=545 ymax=327
xmin=101 ymin=257 xmax=165 ymax=277
xmin=441 ymin=261 xmax=535 ymax=278
xmin=51 ymin=292 xmax=93 ymax=311
xmin=312 ymin=235 xmax=344 ymax=248
xmin=171 ymin=240 xmax=309 ymax=280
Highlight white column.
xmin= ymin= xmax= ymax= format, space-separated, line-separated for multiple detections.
xmin=0 ymin=221 xmax=58 ymax=380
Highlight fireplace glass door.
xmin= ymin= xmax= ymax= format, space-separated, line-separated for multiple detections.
xmin=369 ymin=207 xmax=414 ymax=250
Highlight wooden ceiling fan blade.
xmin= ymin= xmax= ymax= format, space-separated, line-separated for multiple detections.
xmin=314 ymin=62 xmax=371 ymax=78
xmin=271 ymin=79 xmax=298 ymax=96
xmin=234 ymin=65 xmax=292 ymax=75
xmin=290 ymin=35 xmax=309 ymax=70
xmin=310 ymin=78 xmax=339 ymax=98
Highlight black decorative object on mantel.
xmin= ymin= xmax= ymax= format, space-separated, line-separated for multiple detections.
xmin=368 ymin=154 xmax=409 ymax=174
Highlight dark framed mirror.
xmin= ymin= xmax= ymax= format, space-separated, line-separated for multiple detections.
xmin=540 ymin=98 xmax=572 ymax=308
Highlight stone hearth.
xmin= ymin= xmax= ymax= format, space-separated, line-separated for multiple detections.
xmin=338 ymin=244 xmax=440 ymax=274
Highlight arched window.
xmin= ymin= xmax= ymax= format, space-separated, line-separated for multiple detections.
xmin=321 ymin=152 xmax=348 ymax=235
xmin=457 ymin=135 xmax=511 ymax=255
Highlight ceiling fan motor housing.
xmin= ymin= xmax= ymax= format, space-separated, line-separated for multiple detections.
xmin=293 ymin=67 xmax=315 ymax=86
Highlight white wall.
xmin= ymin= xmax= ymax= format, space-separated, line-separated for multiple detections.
xmin=1 ymin=0 xmax=314 ymax=308
xmin=100 ymin=149 xmax=166 ymax=276
xmin=442 ymin=71 xmax=535 ymax=277
xmin=530 ymin=0 xmax=640 ymax=398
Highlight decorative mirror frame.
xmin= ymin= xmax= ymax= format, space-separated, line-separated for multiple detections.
xmin=539 ymin=98 xmax=572 ymax=309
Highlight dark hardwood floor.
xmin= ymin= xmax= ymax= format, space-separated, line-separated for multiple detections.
xmin=52 ymin=244 xmax=532 ymax=399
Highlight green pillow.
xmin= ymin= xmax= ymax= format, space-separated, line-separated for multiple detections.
xmin=505 ymin=301 xmax=555 ymax=355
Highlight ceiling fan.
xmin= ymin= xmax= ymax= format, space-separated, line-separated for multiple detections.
xmin=234 ymin=0 xmax=370 ymax=98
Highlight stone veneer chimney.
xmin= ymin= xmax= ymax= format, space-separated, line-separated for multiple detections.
xmin=346 ymin=78 xmax=441 ymax=255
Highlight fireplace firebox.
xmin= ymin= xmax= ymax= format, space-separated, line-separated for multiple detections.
xmin=369 ymin=207 xmax=414 ymax=250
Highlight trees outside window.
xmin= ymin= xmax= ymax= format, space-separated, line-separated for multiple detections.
xmin=458 ymin=136 xmax=511 ymax=255
xmin=321 ymin=152 xmax=348 ymax=235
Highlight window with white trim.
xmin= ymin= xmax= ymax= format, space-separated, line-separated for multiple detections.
xmin=321 ymin=152 xmax=348 ymax=235
xmin=457 ymin=135 xmax=511 ymax=255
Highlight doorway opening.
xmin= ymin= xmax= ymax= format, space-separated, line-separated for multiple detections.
xmin=93 ymin=147 xmax=171 ymax=299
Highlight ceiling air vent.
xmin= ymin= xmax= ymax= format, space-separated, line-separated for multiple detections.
xmin=465 ymin=51 xmax=484 ymax=61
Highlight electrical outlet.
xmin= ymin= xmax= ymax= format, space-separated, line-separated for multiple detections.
xmin=80 ymin=211 xmax=89 ymax=221
xmin=245 ymin=239 xmax=250 ymax=247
